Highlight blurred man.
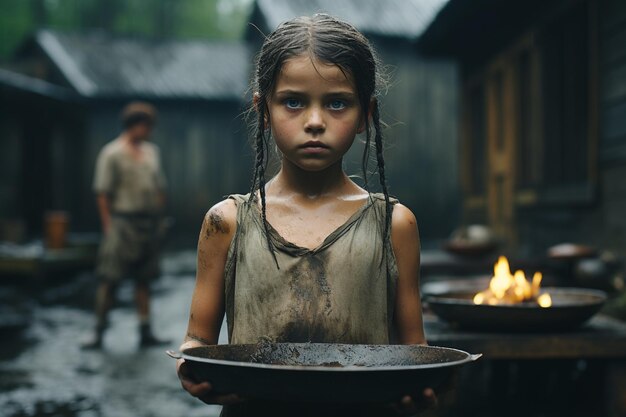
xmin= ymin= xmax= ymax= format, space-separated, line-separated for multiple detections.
xmin=83 ymin=102 xmax=168 ymax=349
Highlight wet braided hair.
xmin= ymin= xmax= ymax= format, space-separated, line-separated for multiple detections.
xmin=249 ymin=14 xmax=391 ymax=266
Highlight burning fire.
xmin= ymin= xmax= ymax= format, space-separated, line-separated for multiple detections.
xmin=473 ymin=256 xmax=552 ymax=307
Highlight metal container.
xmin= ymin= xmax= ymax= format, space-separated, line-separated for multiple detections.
xmin=426 ymin=287 xmax=607 ymax=332
xmin=171 ymin=342 xmax=481 ymax=403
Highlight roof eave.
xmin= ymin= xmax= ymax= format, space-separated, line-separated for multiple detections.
xmin=0 ymin=68 xmax=79 ymax=102
xmin=34 ymin=30 xmax=98 ymax=96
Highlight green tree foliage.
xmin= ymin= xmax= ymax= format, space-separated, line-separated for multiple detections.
xmin=0 ymin=0 xmax=252 ymax=61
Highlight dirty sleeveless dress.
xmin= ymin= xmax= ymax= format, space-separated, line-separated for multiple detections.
xmin=221 ymin=193 xmax=400 ymax=417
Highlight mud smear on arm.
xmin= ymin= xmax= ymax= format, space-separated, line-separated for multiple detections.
xmin=204 ymin=209 xmax=230 ymax=239
xmin=197 ymin=208 xmax=231 ymax=270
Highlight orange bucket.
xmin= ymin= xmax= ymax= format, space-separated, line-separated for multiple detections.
xmin=45 ymin=211 xmax=69 ymax=249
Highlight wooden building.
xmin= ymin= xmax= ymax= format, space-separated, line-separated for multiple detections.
xmin=418 ymin=0 xmax=626 ymax=254
xmin=248 ymin=0 xmax=460 ymax=240
xmin=0 ymin=68 xmax=83 ymax=241
xmin=0 ymin=30 xmax=251 ymax=242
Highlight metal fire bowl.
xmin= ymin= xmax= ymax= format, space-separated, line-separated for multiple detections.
xmin=177 ymin=343 xmax=480 ymax=403
xmin=426 ymin=287 xmax=607 ymax=332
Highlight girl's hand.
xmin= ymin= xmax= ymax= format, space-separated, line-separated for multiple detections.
xmin=389 ymin=388 xmax=438 ymax=415
xmin=177 ymin=359 xmax=244 ymax=405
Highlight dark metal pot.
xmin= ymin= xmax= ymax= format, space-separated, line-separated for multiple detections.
xmin=426 ymin=287 xmax=607 ymax=332
xmin=169 ymin=342 xmax=481 ymax=403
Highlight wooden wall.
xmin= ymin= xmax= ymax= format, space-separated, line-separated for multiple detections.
xmin=448 ymin=0 xmax=626 ymax=256
xmin=592 ymin=0 xmax=626 ymax=251
xmin=0 ymin=108 xmax=22 ymax=220
xmin=505 ymin=0 xmax=626 ymax=255
xmin=0 ymin=89 xmax=83 ymax=239
xmin=523 ymin=0 xmax=626 ymax=254
xmin=599 ymin=0 xmax=626 ymax=164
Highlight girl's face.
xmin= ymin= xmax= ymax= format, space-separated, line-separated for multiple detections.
xmin=267 ymin=55 xmax=365 ymax=172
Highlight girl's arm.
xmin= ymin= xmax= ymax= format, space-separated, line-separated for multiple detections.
xmin=177 ymin=199 xmax=241 ymax=404
xmin=390 ymin=204 xmax=437 ymax=414
xmin=391 ymin=203 xmax=427 ymax=345
xmin=182 ymin=199 xmax=237 ymax=349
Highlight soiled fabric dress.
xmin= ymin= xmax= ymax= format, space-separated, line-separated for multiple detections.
xmin=220 ymin=193 xmax=400 ymax=417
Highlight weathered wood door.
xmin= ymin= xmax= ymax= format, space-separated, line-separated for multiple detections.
xmin=485 ymin=60 xmax=517 ymax=245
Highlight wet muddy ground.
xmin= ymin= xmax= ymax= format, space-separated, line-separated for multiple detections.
xmin=0 ymin=251 xmax=616 ymax=417
xmin=0 ymin=251 xmax=226 ymax=417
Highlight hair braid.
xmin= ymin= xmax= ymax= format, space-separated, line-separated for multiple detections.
xmin=361 ymin=120 xmax=372 ymax=191
xmin=249 ymin=103 xmax=280 ymax=269
xmin=372 ymin=101 xmax=392 ymax=240
xmin=248 ymin=107 xmax=264 ymax=199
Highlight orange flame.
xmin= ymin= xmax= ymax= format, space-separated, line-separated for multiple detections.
xmin=473 ymin=256 xmax=551 ymax=307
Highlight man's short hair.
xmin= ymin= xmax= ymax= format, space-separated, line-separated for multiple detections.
xmin=121 ymin=101 xmax=157 ymax=129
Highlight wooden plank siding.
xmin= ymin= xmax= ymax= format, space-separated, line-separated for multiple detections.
xmin=516 ymin=0 xmax=626 ymax=254
xmin=600 ymin=0 xmax=626 ymax=162
xmin=446 ymin=0 xmax=626 ymax=255
xmin=417 ymin=0 xmax=626 ymax=254
xmin=0 ymin=87 xmax=84 ymax=237
xmin=593 ymin=0 xmax=626 ymax=253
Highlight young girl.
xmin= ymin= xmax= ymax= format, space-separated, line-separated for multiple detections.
xmin=177 ymin=14 xmax=435 ymax=416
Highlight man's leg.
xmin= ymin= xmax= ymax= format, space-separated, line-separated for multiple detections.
xmin=82 ymin=280 xmax=117 ymax=349
xmin=135 ymin=281 xmax=150 ymax=324
xmin=135 ymin=281 xmax=169 ymax=347
xmin=134 ymin=217 xmax=169 ymax=347
xmin=84 ymin=216 xmax=124 ymax=349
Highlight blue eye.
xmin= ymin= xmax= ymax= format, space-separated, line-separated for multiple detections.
xmin=285 ymin=99 xmax=303 ymax=109
xmin=328 ymin=100 xmax=346 ymax=110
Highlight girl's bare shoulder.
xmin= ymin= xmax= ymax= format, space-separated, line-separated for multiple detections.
xmin=201 ymin=198 xmax=238 ymax=242
xmin=391 ymin=203 xmax=419 ymax=238
xmin=390 ymin=203 xmax=420 ymax=268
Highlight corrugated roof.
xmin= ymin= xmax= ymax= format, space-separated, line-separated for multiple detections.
xmin=32 ymin=30 xmax=251 ymax=100
xmin=252 ymin=0 xmax=449 ymax=39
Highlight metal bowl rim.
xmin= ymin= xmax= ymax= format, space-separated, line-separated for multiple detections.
xmin=426 ymin=287 xmax=607 ymax=308
xmin=182 ymin=343 xmax=480 ymax=372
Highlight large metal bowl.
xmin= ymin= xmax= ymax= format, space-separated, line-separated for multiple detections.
xmin=175 ymin=342 xmax=481 ymax=403
xmin=426 ymin=287 xmax=607 ymax=332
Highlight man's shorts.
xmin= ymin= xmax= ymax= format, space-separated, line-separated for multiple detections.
xmin=96 ymin=215 xmax=163 ymax=284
